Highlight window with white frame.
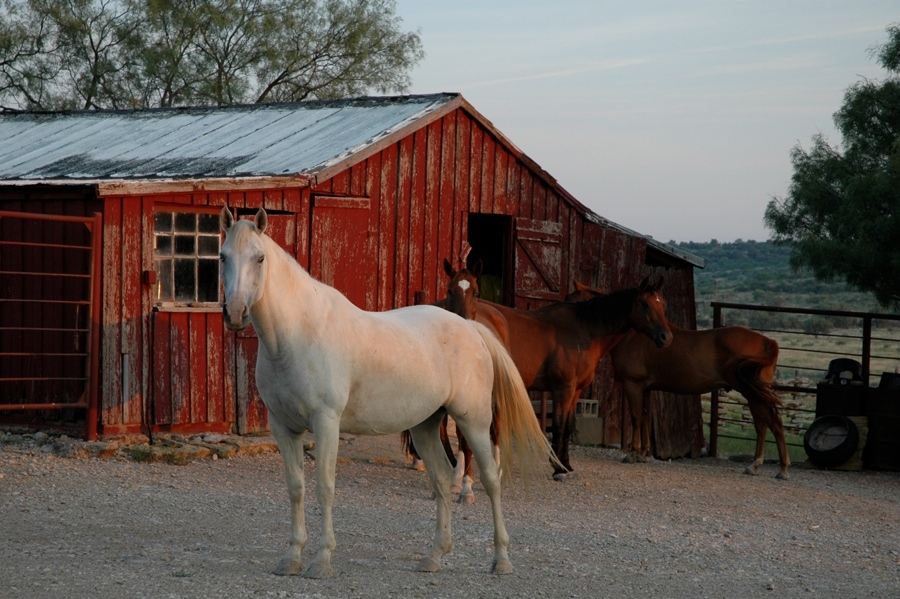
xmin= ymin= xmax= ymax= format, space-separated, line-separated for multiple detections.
xmin=153 ymin=211 xmax=221 ymax=306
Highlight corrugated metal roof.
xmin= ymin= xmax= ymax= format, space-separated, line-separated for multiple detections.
xmin=0 ymin=92 xmax=703 ymax=268
xmin=0 ymin=94 xmax=457 ymax=181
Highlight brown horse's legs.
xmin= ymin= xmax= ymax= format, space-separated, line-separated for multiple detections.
xmin=551 ymin=387 xmax=577 ymax=478
xmin=640 ymin=392 xmax=652 ymax=460
xmin=455 ymin=429 xmax=477 ymax=504
xmin=622 ymin=382 xmax=648 ymax=463
xmin=744 ymin=399 xmax=790 ymax=480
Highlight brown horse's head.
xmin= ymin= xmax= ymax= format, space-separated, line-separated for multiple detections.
xmin=443 ymin=257 xmax=482 ymax=320
xmin=631 ymin=276 xmax=672 ymax=348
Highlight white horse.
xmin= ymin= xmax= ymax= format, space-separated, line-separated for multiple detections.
xmin=219 ymin=208 xmax=559 ymax=578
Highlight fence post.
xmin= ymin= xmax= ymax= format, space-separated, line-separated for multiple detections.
xmin=709 ymin=303 xmax=723 ymax=458
xmin=861 ymin=316 xmax=872 ymax=386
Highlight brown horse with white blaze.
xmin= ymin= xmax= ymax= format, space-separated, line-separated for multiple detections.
xmin=440 ymin=266 xmax=672 ymax=478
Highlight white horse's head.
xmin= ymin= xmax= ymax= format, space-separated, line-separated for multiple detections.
xmin=219 ymin=207 xmax=269 ymax=330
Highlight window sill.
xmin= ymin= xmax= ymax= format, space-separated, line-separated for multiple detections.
xmin=153 ymin=303 xmax=222 ymax=313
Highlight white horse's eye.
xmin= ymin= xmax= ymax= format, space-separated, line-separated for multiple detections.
xmin=257 ymin=255 xmax=265 ymax=264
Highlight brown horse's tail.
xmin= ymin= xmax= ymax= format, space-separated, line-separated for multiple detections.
xmin=726 ymin=336 xmax=783 ymax=426
xmin=471 ymin=322 xmax=562 ymax=487
xmin=401 ymin=420 xmax=457 ymax=467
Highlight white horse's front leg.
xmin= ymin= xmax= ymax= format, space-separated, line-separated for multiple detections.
xmin=269 ymin=418 xmax=308 ymax=576
xmin=305 ymin=413 xmax=341 ymax=579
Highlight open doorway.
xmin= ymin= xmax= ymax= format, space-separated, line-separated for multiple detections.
xmin=466 ymin=213 xmax=512 ymax=305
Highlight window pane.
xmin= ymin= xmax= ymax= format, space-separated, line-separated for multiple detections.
xmin=198 ymin=235 xmax=219 ymax=256
xmin=155 ymin=259 xmax=173 ymax=301
xmin=174 ymin=258 xmax=196 ymax=302
xmin=154 ymin=212 xmax=173 ymax=233
xmin=197 ymin=259 xmax=220 ymax=302
xmin=175 ymin=213 xmax=196 ymax=233
xmin=174 ymin=235 xmax=196 ymax=255
xmin=198 ymin=213 xmax=219 ymax=234
xmin=155 ymin=234 xmax=172 ymax=256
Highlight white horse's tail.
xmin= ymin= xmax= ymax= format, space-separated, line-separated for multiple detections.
xmin=471 ymin=322 xmax=563 ymax=487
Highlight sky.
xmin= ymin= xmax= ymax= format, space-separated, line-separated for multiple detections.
xmin=394 ymin=1 xmax=898 ymax=243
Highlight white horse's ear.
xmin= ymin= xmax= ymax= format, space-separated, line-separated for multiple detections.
xmin=220 ymin=207 xmax=235 ymax=231
xmin=254 ymin=209 xmax=268 ymax=234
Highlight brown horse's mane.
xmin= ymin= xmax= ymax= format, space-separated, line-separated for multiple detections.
xmin=570 ymin=286 xmax=637 ymax=326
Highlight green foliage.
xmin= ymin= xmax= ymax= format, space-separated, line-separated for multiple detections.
xmin=0 ymin=0 xmax=423 ymax=109
xmin=764 ymin=23 xmax=900 ymax=309
xmin=673 ymin=239 xmax=886 ymax=328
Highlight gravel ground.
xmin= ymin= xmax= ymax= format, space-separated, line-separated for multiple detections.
xmin=1 ymin=431 xmax=898 ymax=599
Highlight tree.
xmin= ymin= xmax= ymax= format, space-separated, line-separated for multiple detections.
xmin=765 ymin=24 xmax=900 ymax=310
xmin=0 ymin=0 xmax=422 ymax=110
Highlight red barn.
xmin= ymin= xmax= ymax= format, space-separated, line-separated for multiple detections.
xmin=0 ymin=94 xmax=704 ymax=457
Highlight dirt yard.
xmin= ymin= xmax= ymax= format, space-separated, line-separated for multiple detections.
xmin=1 ymin=431 xmax=898 ymax=599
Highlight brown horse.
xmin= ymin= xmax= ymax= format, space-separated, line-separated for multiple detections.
xmin=568 ymin=281 xmax=790 ymax=480
xmin=440 ymin=264 xmax=672 ymax=478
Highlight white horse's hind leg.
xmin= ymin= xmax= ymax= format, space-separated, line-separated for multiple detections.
xmin=305 ymin=413 xmax=341 ymax=579
xmin=460 ymin=426 xmax=511 ymax=574
xmin=409 ymin=416 xmax=455 ymax=573
xmin=269 ymin=418 xmax=309 ymax=576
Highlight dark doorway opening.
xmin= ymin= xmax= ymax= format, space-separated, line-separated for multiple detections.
xmin=466 ymin=213 xmax=512 ymax=305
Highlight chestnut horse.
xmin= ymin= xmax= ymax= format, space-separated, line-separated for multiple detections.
xmin=220 ymin=208 xmax=560 ymax=577
xmin=568 ymin=281 xmax=789 ymax=480
xmin=438 ymin=262 xmax=672 ymax=479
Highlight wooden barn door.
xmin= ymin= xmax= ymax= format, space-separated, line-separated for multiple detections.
xmin=513 ymin=217 xmax=563 ymax=308
xmin=233 ymin=214 xmax=297 ymax=434
xmin=309 ymin=196 xmax=376 ymax=310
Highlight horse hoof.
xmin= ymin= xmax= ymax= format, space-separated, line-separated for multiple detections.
xmin=552 ymin=471 xmax=577 ymax=481
xmin=621 ymin=455 xmax=634 ymax=464
xmin=410 ymin=459 xmax=426 ymax=472
xmin=743 ymin=466 xmax=759 ymax=476
xmin=302 ymin=562 xmax=333 ymax=579
xmin=416 ymin=557 xmax=442 ymax=573
xmin=491 ymin=559 xmax=513 ymax=575
xmin=458 ymin=493 xmax=475 ymax=505
xmin=776 ymin=472 xmax=790 ymax=481
xmin=273 ymin=557 xmax=304 ymax=576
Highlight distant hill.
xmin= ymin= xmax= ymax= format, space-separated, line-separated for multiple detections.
xmin=670 ymin=239 xmax=885 ymax=329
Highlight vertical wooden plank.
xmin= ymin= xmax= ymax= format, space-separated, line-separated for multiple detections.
xmin=519 ymin=164 xmax=534 ymax=219
xmin=296 ymin=189 xmax=312 ymax=268
xmin=152 ymin=311 xmax=172 ymax=425
xmin=454 ymin=111 xmax=472 ymax=256
xmin=208 ymin=191 xmax=229 ymax=207
xmin=408 ymin=129 xmax=427 ymax=302
xmin=221 ymin=318 xmax=236 ymax=427
xmin=205 ymin=312 xmax=225 ymax=424
xmin=101 ymin=197 xmax=124 ymax=425
xmin=121 ymin=197 xmax=143 ymax=426
xmin=438 ymin=112 xmax=456 ymax=279
xmin=283 ymin=187 xmax=301 ymax=213
xmin=263 ymin=188 xmax=284 ymax=211
xmin=244 ymin=190 xmax=264 ymax=210
xmin=506 ymin=158 xmax=520 ymax=219
xmin=469 ymin=125 xmax=483 ymax=213
xmin=423 ymin=119 xmax=442 ymax=302
xmin=377 ymin=146 xmax=398 ymax=310
xmin=493 ymin=147 xmax=507 ymax=214
xmin=394 ymin=137 xmax=413 ymax=307
xmin=479 ymin=135 xmax=495 ymax=214
xmin=169 ymin=312 xmax=190 ymax=425
xmin=188 ymin=312 xmax=208 ymax=424
xmin=363 ymin=155 xmax=380 ymax=311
